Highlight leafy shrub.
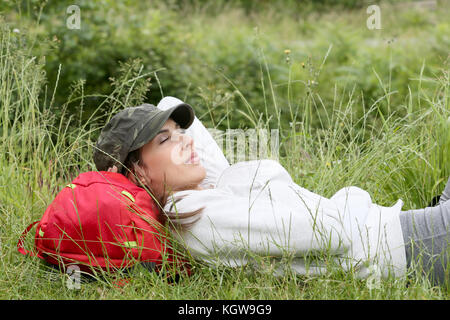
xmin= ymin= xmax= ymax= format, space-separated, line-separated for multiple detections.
xmin=1 ymin=0 xmax=447 ymax=133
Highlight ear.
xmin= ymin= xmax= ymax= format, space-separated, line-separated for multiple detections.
xmin=126 ymin=170 xmax=138 ymax=185
xmin=131 ymin=163 xmax=152 ymax=188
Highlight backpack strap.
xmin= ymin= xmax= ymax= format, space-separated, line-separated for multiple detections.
xmin=17 ymin=221 xmax=39 ymax=256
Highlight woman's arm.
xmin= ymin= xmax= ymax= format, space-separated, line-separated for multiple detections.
xmin=439 ymin=176 xmax=450 ymax=204
xmin=170 ymin=187 xmax=352 ymax=264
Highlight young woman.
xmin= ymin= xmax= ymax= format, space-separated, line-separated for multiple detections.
xmin=94 ymin=96 xmax=449 ymax=286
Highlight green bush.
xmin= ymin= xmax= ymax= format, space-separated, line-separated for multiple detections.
xmin=1 ymin=0 xmax=447 ymax=133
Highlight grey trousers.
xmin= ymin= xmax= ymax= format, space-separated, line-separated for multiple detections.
xmin=399 ymin=177 xmax=450 ymax=286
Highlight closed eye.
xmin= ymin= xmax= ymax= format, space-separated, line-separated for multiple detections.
xmin=158 ymin=123 xmax=183 ymax=144
xmin=160 ymin=135 xmax=169 ymax=144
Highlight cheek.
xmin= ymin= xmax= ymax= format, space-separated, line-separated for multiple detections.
xmin=150 ymin=146 xmax=183 ymax=179
xmin=143 ymin=143 xmax=202 ymax=187
xmin=169 ymin=142 xmax=190 ymax=166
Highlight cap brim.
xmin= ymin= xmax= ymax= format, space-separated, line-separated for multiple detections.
xmin=166 ymin=103 xmax=195 ymax=129
xmin=130 ymin=103 xmax=195 ymax=152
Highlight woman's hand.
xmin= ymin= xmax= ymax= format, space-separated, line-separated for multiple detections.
xmin=107 ymin=165 xmax=118 ymax=173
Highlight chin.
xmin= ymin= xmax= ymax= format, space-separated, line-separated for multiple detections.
xmin=193 ymin=164 xmax=206 ymax=180
xmin=199 ymin=165 xmax=206 ymax=180
xmin=193 ymin=165 xmax=207 ymax=185
xmin=179 ymin=162 xmax=206 ymax=182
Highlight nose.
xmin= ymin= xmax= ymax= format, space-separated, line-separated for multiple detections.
xmin=182 ymin=132 xmax=194 ymax=150
xmin=174 ymin=129 xmax=194 ymax=151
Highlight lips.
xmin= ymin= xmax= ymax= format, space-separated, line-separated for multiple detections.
xmin=184 ymin=150 xmax=199 ymax=165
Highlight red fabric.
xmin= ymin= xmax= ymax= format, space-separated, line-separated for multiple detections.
xmin=18 ymin=171 xmax=190 ymax=275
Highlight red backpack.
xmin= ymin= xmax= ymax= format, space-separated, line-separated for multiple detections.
xmin=17 ymin=171 xmax=189 ymax=276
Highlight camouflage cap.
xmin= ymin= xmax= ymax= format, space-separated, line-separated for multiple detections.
xmin=93 ymin=102 xmax=194 ymax=172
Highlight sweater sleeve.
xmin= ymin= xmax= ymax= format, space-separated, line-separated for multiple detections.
xmin=169 ymin=187 xmax=352 ymax=267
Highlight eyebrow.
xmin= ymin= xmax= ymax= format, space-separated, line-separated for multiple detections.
xmin=157 ymin=129 xmax=170 ymax=135
xmin=156 ymin=123 xmax=181 ymax=135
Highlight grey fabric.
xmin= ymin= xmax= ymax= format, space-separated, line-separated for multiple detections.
xmin=399 ymin=179 xmax=450 ymax=286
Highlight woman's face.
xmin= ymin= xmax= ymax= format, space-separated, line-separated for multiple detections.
xmin=138 ymin=118 xmax=206 ymax=197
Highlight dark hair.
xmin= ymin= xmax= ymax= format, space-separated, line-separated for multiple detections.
xmin=121 ymin=148 xmax=204 ymax=231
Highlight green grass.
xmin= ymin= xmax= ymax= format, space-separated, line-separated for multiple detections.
xmin=0 ymin=2 xmax=449 ymax=299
